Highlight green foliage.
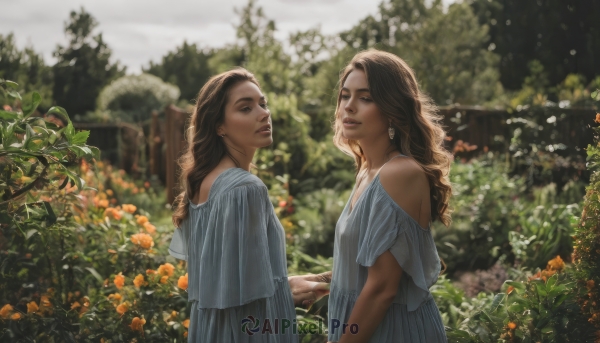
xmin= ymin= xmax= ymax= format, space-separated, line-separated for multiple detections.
xmin=0 ymin=33 xmax=53 ymax=110
xmin=53 ymin=7 xmax=124 ymax=116
xmin=144 ymin=41 xmax=213 ymax=102
xmin=572 ymin=106 xmax=600 ymax=333
xmin=96 ymin=74 xmax=180 ymax=123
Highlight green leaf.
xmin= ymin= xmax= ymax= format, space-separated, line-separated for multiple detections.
xmin=25 ymin=229 xmax=38 ymax=240
xmin=22 ymin=92 xmax=42 ymax=119
xmin=4 ymin=80 xmax=18 ymax=89
xmin=0 ymin=110 xmax=19 ymax=120
xmin=490 ymin=293 xmax=505 ymax=312
xmin=42 ymin=201 xmax=57 ymax=225
xmin=85 ymin=267 xmax=104 ymax=283
xmin=71 ymin=130 xmax=90 ymax=145
xmin=6 ymin=89 xmax=21 ymax=100
xmin=46 ymin=106 xmax=70 ymax=124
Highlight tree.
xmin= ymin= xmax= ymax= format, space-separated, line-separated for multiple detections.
xmin=144 ymin=41 xmax=212 ymax=103
xmin=337 ymin=0 xmax=503 ymax=105
xmin=0 ymin=33 xmax=53 ymax=109
xmin=470 ymin=0 xmax=600 ymax=91
xmin=52 ymin=8 xmax=124 ymax=117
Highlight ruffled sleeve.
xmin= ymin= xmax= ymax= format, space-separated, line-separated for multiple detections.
xmin=169 ymin=218 xmax=189 ymax=260
xmin=186 ymin=184 xmax=275 ymax=309
xmin=355 ymin=186 xmax=441 ymax=312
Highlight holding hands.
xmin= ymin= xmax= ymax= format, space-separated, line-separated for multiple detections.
xmin=288 ymin=271 xmax=332 ymax=307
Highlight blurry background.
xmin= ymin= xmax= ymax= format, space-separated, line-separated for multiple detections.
xmin=2 ymin=0 xmax=600 ymax=341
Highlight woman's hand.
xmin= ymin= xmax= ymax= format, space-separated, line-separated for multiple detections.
xmin=288 ymin=274 xmax=331 ymax=306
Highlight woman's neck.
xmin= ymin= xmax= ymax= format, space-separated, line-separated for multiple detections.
xmin=221 ymin=146 xmax=256 ymax=171
xmin=359 ymin=135 xmax=398 ymax=172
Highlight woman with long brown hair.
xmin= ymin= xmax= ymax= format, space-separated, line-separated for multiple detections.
xmin=168 ymin=68 xmax=320 ymax=342
xmin=325 ymin=49 xmax=451 ymax=342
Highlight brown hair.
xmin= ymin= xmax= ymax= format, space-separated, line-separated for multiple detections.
xmin=333 ymin=49 xmax=453 ymax=226
xmin=172 ymin=68 xmax=260 ymax=227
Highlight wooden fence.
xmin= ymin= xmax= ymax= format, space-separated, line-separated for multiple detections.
xmin=78 ymin=106 xmax=598 ymax=205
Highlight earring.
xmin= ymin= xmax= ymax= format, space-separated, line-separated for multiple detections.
xmin=388 ymin=124 xmax=395 ymax=140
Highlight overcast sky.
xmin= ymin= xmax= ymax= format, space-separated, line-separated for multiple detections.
xmin=1 ymin=0 xmax=452 ymax=73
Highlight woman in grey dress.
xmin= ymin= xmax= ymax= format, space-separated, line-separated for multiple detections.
xmin=168 ymin=68 xmax=321 ymax=342
xmin=324 ymin=49 xmax=452 ymax=342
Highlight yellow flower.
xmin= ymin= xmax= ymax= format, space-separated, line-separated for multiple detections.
xmin=0 ymin=304 xmax=13 ymax=318
xmin=27 ymin=301 xmax=39 ymax=314
xmin=183 ymin=319 xmax=190 ymax=328
xmin=133 ymin=274 xmax=145 ymax=289
xmin=178 ymin=273 xmax=188 ymax=291
xmin=157 ymin=263 xmax=175 ymax=277
xmin=507 ymin=322 xmax=517 ymax=330
xmin=129 ymin=316 xmax=146 ymax=332
xmin=114 ymin=273 xmax=125 ymax=290
xmin=122 ymin=204 xmax=137 ymax=214
xmin=116 ymin=302 xmax=128 ymax=315
xmin=143 ymin=222 xmax=156 ymax=234
xmin=136 ymin=215 xmax=149 ymax=225
xmin=160 ymin=275 xmax=169 ymax=284
xmin=130 ymin=233 xmax=154 ymax=249
xmin=11 ymin=313 xmax=21 ymax=320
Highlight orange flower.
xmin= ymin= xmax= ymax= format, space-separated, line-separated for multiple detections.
xmin=587 ymin=280 xmax=595 ymax=290
xmin=183 ymin=319 xmax=190 ymax=328
xmin=160 ymin=275 xmax=169 ymax=284
xmin=106 ymin=189 xmax=114 ymax=196
xmin=122 ymin=204 xmax=137 ymax=214
xmin=133 ymin=274 xmax=146 ymax=288
xmin=107 ymin=293 xmax=122 ymax=305
xmin=507 ymin=322 xmax=517 ymax=330
xmin=11 ymin=313 xmax=21 ymax=320
xmin=595 ymin=113 xmax=600 ymax=124
xmin=143 ymin=222 xmax=156 ymax=234
xmin=129 ymin=316 xmax=146 ymax=332
xmin=183 ymin=331 xmax=188 ymax=338
xmin=71 ymin=301 xmax=81 ymax=310
xmin=136 ymin=215 xmax=149 ymax=225
xmin=114 ymin=273 xmax=125 ymax=289
xmin=108 ymin=249 xmax=117 ymax=254
xmin=131 ymin=233 xmax=154 ymax=249
xmin=98 ymin=199 xmax=109 ymax=208
xmin=157 ymin=263 xmax=175 ymax=277
xmin=104 ymin=207 xmax=122 ymax=220
xmin=40 ymin=295 xmax=51 ymax=307
xmin=116 ymin=302 xmax=128 ymax=315
xmin=178 ymin=273 xmax=189 ymax=291
xmin=27 ymin=301 xmax=39 ymax=314
xmin=547 ymin=255 xmax=565 ymax=272
xmin=146 ymin=269 xmax=156 ymax=275
xmin=0 ymin=304 xmax=13 ymax=318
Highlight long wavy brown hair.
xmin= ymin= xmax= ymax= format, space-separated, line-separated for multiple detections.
xmin=333 ymin=49 xmax=453 ymax=227
xmin=172 ymin=68 xmax=260 ymax=227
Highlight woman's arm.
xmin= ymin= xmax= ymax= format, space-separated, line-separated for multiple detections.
xmin=337 ymin=251 xmax=402 ymax=343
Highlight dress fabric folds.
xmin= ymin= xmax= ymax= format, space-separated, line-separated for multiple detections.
xmin=169 ymin=168 xmax=297 ymax=342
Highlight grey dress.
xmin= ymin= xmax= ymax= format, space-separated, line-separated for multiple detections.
xmin=328 ymin=155 xmax=447 ymax=342
xmin=168 ymin=168 xmax=297 ymax=342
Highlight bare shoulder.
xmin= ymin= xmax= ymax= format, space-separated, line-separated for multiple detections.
xmin=378 ymin=156 xmax=430 ymax=224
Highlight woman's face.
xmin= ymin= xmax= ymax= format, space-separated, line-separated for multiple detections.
xmin=338 ymin=69 xmax=388 ymax=142
xmin=218 ymin=81 xmax=272 ymax=150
